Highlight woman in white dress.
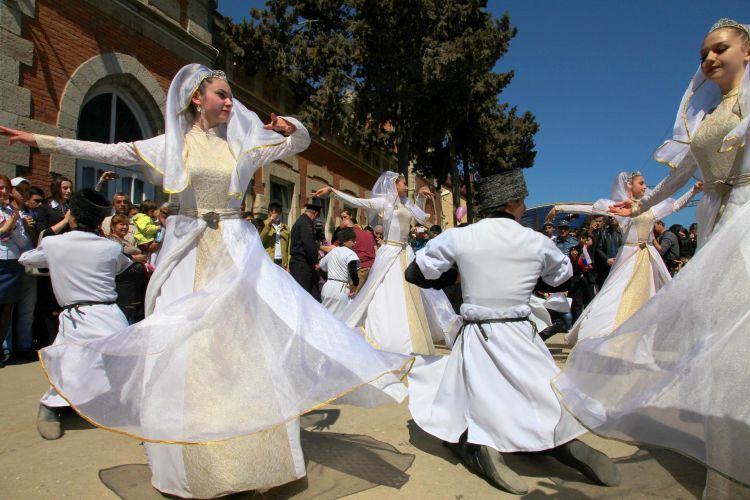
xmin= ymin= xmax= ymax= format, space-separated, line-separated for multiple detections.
xmin=1 ymin=64 xmax=410 ymax=498
xmin=312 ymin=173 xmax=462 ymax=355
xmin=553 ymin=19 xmax=750 ymax=496
xmin=548 ymin=172 xmax=701 ymax=346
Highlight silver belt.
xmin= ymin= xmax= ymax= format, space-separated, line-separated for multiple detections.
xmin=179 ymin=208 xmax=240 ymax=224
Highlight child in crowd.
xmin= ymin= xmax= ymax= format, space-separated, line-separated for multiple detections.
xmin=132 ymin=200 xmax=160 ymax=252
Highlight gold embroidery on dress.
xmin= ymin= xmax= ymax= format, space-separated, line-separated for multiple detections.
xmin=181 ymin=125 xmax=298 ymax=495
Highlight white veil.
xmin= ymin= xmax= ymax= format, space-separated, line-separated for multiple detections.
xmin=134 ymin=64 xmax=285 ymax=200
xmin=610 ymin=171 xmax=651 ymax=202
xmin=368 ymin=171 xmax=400 ymax=227
xmin=653 ymin=23 xmax=750 ymax=171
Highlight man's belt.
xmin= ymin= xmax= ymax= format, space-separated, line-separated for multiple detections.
xmin=460 ymin=316 xmax=537 ymax=341
xmin=61 ymin=301 xmax=116 ymax=312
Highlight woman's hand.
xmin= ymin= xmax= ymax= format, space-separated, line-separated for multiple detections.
xmin=263 ymin=113 xmax=296 ymax=136
xmin=311 ymin=186 xmax=332 ymax=198
xmin=693 ymin=181 xmax=704 ymax=192
xmin=417 ymin=186 xmax=434 ymax=198
xmin=545 ymin=207 xmax=556 ymax=223
xmin=0 ymin=126 xmax=38 ymax=148
xmin=608 ymin=199 xmax=633 ymax=217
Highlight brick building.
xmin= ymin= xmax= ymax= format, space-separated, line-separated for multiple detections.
xmin=1 ymin=0 xmax=445 ymax=230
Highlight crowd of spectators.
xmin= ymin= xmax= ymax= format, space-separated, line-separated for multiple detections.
xmin=540 ymin=214 xmax=697 ymax=326
xmin=0 ymin=172 xmax=172 ymax=366
xmin=0 ymin=174 xmax=699 ymax=366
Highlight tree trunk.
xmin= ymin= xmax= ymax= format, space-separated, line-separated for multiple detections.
xmin=463 ymin=151 xmax=474 ymax=223
xmin=448 ymin=133 xmax=460 ymax=227
xmin=397 ymin=126 xmax=412 ymax=176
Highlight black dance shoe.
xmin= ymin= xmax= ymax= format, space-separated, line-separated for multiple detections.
xmin=552 ymin=439 xmax=621 ymax=486
xmin=444 ymin=440 xmax=528 ymax=495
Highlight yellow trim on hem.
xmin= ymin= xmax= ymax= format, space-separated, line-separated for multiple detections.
xmin=37 ymin=350 xmax=414 ymax=446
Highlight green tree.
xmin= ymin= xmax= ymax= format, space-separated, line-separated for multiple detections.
xmin=223 ymin=0 xmax=538 ymax=219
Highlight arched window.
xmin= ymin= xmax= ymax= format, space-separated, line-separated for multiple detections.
xmin=76 ymin=89 xmax=157 ymax=204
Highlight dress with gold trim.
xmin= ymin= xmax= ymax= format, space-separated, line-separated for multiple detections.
xmin=33 ymin=121 xmax=410 ymax=498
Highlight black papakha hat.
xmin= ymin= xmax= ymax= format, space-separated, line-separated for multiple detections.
xmin=305 ymin=197 xmax=325 ymax=212
xmin=476 ymin=169 xmax=529 ymax=215
xmin=69 ymin=188 xmax=111 ymax=231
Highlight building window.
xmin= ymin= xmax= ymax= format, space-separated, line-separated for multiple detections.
xmin=76 ymin=90 xmax=156 ymax=203
xmin=269 ymin=177 xmax=293 ymax=224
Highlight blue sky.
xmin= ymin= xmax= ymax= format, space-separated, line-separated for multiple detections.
xmin=219 ymin=1 xmax=750 ymax=226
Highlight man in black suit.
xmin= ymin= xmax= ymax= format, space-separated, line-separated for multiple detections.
xmin=289 ymin=198 xmax=324 ymax=301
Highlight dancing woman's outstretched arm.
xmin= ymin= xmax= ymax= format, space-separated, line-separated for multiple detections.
xmin=1 ymin=125 xmax=150 ymax=166
xmin=249 ymin=115 xmax=311 ymax=166
xmin=311 ymin=186 xmax=388 ymax=212
xmin=650 ymin=181 xmax=703 ymax=220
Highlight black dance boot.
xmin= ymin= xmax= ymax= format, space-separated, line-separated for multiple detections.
xmin=444 ymin=433 xmax=528 ymax=494
xmin=36 ymin=404 xmax=62 ymax=440
xmin=551 ymin=439 xmax=620 ymax=486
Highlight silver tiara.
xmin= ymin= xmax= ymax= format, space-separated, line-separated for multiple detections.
xmin=628 ymin=171 xmax=642 ymax=181
xmin=203 ymin=69 xmax=227 ymax=81
xmin=709 ymin=18 xmax=749 ymax=36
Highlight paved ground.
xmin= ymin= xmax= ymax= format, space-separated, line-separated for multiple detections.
xmin=1 ymin=350 xmax=707 ymax=499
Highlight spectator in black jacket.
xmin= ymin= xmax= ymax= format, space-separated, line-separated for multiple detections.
xmin=289 ymin=198 xmax=324 ymax=301
xmin=653 ymin=220 xmax=680 ymax=273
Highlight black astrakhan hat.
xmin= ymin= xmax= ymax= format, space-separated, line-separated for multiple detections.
xmin=69 ymin=188 xmax=111 ymax=231
xmin=476 ymin=169 xmax=528 ymax=215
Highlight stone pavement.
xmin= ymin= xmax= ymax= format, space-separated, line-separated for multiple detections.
xmin=1 ymin=358 xmax=707 ymax=499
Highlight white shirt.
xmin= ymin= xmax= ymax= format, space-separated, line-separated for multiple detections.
xmin=417 ymin=217 xmax=572 ymax=314
xmin=319 ymin=246 xmax=359 ymax=282
xmin=0 ymin=205 xmax=32 ymax=259
xmin=19 ymin=231 xmax=131 ymax=306
xmin=273 ymin=223 xmax=283 ymax=260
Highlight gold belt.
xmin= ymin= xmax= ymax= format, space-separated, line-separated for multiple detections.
xmin=384 ymin=240 xmax=407 ymax=248
xmin=624 ymin=241 xmax=649 ymax=249
xmin=704 ymin=173 xmax=750 ymax=193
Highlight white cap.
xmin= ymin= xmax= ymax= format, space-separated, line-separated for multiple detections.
xmin=11 ymin=177 xmax=30 ymax=187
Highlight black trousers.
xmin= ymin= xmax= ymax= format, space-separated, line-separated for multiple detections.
xmin=290 ymin=260 xmax=321 ymax=302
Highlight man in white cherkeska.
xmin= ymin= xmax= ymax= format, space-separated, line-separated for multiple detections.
xmin=20 ymin=189 xmax=132 ymax=440
xmin=405 ymin=168 xmax=620 ymax=495
xmin=319 ymin=227 xmax=360 ymax=315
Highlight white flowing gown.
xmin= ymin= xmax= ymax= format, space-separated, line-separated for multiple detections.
xmin=328 ymin=189 xmax=462 ymax=354
xmin=554 ymin=75 xmax=750 ymax=490
xmin=555 ymin=186 xmax=695 ymax=346
xmin=34 ymin=123 xmax=410 ymax=498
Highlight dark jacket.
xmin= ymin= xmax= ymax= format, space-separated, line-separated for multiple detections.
xmin=658 ymin=231 xmax=680 ymax=266
xmin=36 ymin=201 xmax=68 ymax=238
xmin=290 ymin=214 xmax=318 ymax=266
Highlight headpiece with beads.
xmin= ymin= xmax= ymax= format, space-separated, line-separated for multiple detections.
xmin=709 ymin=18 xmax=750 ymax=36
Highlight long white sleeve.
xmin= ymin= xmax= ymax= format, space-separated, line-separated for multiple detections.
xmin=650 ymin=187 xmax=697 ymax=220
xmin=35 ymin=134 xmax=144 ymax=166
xmin=637 ymin=162 xmax=697 ymax=214
xmin=540 ymin=236 xmax=572 ymax=286
xmin=407 ymin=195 xmax=430 ymax=225
xmin=416 ymin=229 xmax=457 ymax=280
xmin=330 ymin=188 xmax=387 ymax=212
xmin=554 ymin=203 xmax=598 ymax=215
xmin=18 ymin=245 xmax=48 ymax=268
xmin=242 ymin=116 xmax=311 ymax=167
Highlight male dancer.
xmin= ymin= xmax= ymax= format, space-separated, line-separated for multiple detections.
xmin=20 ymin=189 xmax=132 ymax=439
xmin=405 ymin=169 xmax=620 ymax=494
